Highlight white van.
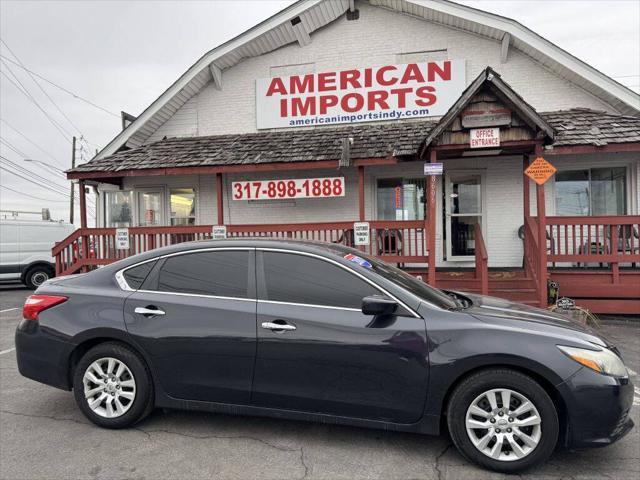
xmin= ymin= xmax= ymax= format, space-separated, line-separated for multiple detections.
xmin=0 ymin=218 xmax=75 ymax=289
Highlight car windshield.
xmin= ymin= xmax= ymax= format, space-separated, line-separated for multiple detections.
xmin=326 ymin=244 xmax=458 ymax=310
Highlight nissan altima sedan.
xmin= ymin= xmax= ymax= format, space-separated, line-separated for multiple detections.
xmin=15 ymin=239 xmax=634 ymax=473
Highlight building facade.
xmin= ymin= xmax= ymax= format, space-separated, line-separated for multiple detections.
xmin=60 ymin=0 xmax=640 ymax=313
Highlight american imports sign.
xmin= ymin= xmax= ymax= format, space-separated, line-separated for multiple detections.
xmin=256 ymin=60 xmax=466 ymax=129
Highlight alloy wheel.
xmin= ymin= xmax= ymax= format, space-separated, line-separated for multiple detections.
xmin=465 ymin=388 xmax=542 ymax=461
xmin=82 ymin=357 xmax=137 ymax=418
xmin=31 ymin=271 xmax=49 ymax=286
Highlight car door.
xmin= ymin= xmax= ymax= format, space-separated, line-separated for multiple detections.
xmin=251 ymin=249 xmax=429 ymax=424
xmin=123 ymin=248 xmax=257 ymax=404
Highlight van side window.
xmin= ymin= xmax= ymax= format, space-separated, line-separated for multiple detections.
xmin=261 ymin=252 xmax=380 ymax=309
xmin=123 ymin=261 xmax=155 ymax=290
xmin=156 ymin=251 xmax=249 ymax=298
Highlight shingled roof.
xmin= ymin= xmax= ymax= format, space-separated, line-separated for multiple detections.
xmin=70 ymin=108 xmax=640 ymax=175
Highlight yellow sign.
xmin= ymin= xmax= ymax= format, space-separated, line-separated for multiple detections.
xmin=525 ymin=157 xmax=557 ymax=185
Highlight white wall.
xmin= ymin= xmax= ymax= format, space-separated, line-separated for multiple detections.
xmin=143 ymin=1 xmax=617 ymax=142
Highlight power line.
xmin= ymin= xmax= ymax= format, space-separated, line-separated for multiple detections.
xmin=0 ymin=184 xmax=68 ymax=203
xmin=0 ymin=155 xmax=96 ymax=207
xmin=1 ymin=39 xmax=87 ymax=142
xmin=0 ymin=137 xmax=29 ymax=158
xmin=0 ymin=118 xmax=66 ymax=168
xmin=0 ymin=54 xmax=120 ymax=118
xmin=0 ymin=64 xmax=73 ymax=142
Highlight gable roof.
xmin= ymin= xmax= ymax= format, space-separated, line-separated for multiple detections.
xmin=95 ymin=0 xmax=640 ymax=160
xmin=420 ymin=67 xmax=555 ymax=156
xmin=69 ymin=109 xmax=640 ymax=176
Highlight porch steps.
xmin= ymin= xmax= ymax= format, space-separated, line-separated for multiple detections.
xmin=434 ymin=271 xmax=539 ymax=306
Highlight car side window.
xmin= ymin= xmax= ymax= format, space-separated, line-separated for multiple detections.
xmin=156 ymin=250 xmax=250 ymax=298
xmin=260 ymin=252 xmax=381 ymax=309
xmin=123 ymin=261 xmax=156 ymax=290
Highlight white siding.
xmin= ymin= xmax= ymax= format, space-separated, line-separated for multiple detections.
xmin=146 ymin=1 xmax=617 ymax=142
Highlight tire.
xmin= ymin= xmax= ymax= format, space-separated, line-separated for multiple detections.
xmin=446 ymin=369 xmax=559 ymax=473
xmin=73 ymin=342 xmax=154 ymax=428
xmin=24 ymin=265 xmax=54 ymax=290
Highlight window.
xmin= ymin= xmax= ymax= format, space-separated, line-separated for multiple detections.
xmin=555 ymin=167 xmax=627 ymax=216
xmin=157 ymin=251 xmax=249 ymax=298
xmin=105 ymin=191 xmax=133 ymax=227
xmin=377 ymin=178 xmax=425 ymax=220
xmin=261 ymin=252 xmax=380 ymax=309
xmin=123 ymin=261 xmax=156 ymax=290
xmin=170 ymin=188 xmax=196 ymax=225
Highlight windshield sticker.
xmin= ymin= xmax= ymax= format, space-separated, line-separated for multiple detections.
xmin=344 ymin=253 xmax=372 ymax=268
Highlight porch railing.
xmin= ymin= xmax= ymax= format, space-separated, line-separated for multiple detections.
xmin=545 ymin=216 xmax=640 ymax=268
xmin=52 ymin=220 xmax=429 ymax=276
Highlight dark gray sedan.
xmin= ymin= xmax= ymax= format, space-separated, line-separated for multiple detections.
xmin=15 ymin=239 xmax=634 ymax=473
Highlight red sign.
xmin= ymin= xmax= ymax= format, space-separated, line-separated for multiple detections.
xmin=232 ymin=177 xmax=345 ymax=201
xmin=525 ymin=157 xmax=557 ymax=185
xmin=394 ymin=186 xmax=402 ymax=208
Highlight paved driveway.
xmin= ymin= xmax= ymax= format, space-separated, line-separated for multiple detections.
xmin=1 ymin=285 xmax=638 ymax=479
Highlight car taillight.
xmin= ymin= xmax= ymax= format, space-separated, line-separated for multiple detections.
xmin=23 ymin=295 xmax=68 ymax=321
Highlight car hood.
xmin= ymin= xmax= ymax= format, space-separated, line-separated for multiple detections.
xmin=456 ymin=292 xmax=611 ymax=348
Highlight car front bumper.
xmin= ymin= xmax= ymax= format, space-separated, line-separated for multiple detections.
xmin=15 ymin=320 xmax=73 ymax=391
xmin=557 ymin=366 xmax=634 ymax=449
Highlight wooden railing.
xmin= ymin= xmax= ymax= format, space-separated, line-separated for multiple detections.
xmin=474 ymin=223 xmax=488 ymax=296
xmin=546 ymin=216 xmax=640 ymax=265
xmin=53 ymin=220 xmax=429 ymax=276
xmin=523 ymin=215 xmax=545 ymax=306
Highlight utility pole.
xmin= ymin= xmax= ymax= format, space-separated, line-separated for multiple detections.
xmin=69 ymin=136 xmax=76 ymax=224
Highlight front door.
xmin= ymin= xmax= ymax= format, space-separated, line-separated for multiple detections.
xmin=251 ymin=250 xmax=429 ymax=424
xmin=123 ymin=248 xmax=257 ymax=403
xmin=445 ymin=172 xmax=485 ymax=261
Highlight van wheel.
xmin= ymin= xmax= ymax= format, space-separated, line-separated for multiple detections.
xmin=24 ymin=265 xmax=54 ymax=290
xmin=446 ymin=369 xmax=558 ymax=473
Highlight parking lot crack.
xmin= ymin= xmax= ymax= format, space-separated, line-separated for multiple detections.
xmin=298 ymin=446 xmax=310 ymax=480
xmin=0 ymin=409 xmax=89 ymax=427
xmin=434 ymin=442 xmax=451 ymax=480
xmin=139 ymin=428 xmax=299 ymax=453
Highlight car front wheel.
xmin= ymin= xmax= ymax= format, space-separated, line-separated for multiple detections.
xmin=447 ymin=369 xmax=559 ymax=473
xmin=73 ymin=342 xmax=154 ymax=428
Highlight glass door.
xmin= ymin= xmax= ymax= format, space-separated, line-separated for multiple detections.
xmin=445 ymin=173 xmax=484 ymax=261
xmin=136 ymin=190 xmax=164 ymax=227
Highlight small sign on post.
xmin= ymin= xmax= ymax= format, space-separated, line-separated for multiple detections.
xmin=353 ymin=222 xmax=370 ymax=246
xmin=525 ymin=157 xmax=557 ymax=185
xmin=116 ymin=228 xmax=130 ymax=250
xmin=212 ymin=225 xmax=227 ymax=240
xmin=424 ymin=163 xmax=444 ymax=176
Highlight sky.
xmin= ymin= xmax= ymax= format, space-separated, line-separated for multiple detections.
xmin=1 ymin=0 xmax=638 ymax=226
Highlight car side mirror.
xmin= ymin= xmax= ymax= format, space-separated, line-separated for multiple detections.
xmin=362 ymin=296 xmax=398 ymax=316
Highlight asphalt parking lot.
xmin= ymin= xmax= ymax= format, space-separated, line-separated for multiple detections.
xmin=1 ymin=284 xmax=638 ymax=480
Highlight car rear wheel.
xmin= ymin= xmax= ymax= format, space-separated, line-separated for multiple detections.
xmin=73 ymin=342 xmax=154 ymax=428
xmin=446 ymin=369 xmax=558 ymax=473
xmin=24 ymin=265 xmax=53 ymax=290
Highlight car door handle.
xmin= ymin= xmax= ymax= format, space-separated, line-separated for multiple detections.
xmin=135 ymin=306 xmax=166 ymax=316
xmin=261 ymin=321 xmax=296 ymax=331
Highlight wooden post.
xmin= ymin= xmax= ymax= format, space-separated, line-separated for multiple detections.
xmin=358 ymin=166 xmax=365 ymax=221
xmin=427 ymin=149 xmax=437 ymax=287
xmin=216 ymin=173 xmax=224 ymax=225
xmin=79 ymin=180 xmax=87 ymax=229
xmin=534 ymin=144 xmax=548 ymax=308
xmin=523 ymin=155 xmax=530 ymax=277
xmin=69 ymin=136 xmax=76 ymax=224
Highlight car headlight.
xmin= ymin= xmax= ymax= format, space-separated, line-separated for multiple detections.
xmin=558 ymin=345 xmax=628 ymax=377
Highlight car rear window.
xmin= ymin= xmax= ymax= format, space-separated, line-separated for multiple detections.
xmin=123 ymin=261 xmax=155 ymax=290
xmin=156 ymin=250 xmax=249 ymax=298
